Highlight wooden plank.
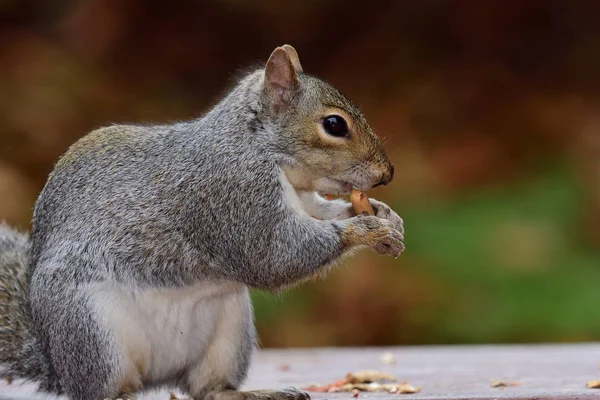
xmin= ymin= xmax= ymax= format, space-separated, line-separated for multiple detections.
xmin=1 ymin=344 xmax=600 ymax=399
xmin=243 ymin=344 xmax=600 ymax=400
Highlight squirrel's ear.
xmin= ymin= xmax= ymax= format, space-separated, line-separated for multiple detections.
xmin=281 ymin=45 xmax=303 ymax=73
xmin=264 ymin=46 xmax=299 ymax=108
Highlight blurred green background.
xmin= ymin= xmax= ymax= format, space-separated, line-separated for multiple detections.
xmin=1 ymin=0 xmax=600 ymax=347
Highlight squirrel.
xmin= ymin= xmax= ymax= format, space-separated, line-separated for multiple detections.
xmin=0 ymin=45 xmax=404 ymax=400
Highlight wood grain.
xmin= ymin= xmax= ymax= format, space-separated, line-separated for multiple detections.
xmin=2 ymin=344 xmax=600 ymax=399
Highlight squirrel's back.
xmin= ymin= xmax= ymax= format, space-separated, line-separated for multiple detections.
xmin=29 ymin=80 xmax=284 ymax=289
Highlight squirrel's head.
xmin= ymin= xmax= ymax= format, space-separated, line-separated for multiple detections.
xmin=261 ymin=45 xmax=394 ymax=195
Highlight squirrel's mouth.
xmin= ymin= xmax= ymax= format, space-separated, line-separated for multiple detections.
xmin=316 ymin=177 xmax=366 ymax=195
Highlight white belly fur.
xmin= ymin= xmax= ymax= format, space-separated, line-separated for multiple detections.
xmin=87 ymin=280 xmax=248 ymax=391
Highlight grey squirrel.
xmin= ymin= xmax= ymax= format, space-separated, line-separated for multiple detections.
xmin=0 ymin=45 xmax=404 ymax=400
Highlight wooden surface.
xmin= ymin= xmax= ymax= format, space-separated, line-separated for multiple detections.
xmin=2 ymin=344 xmax=600 ymax=399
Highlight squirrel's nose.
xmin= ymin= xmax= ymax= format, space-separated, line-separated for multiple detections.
xmin=372 ymin=164 xmax=395 ymax=188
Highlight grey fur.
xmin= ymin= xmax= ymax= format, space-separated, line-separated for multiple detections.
xmin=0 ymin=224 xmax=61 ymax=393
xmin=0 ymin=47 xmax=403 ymax=400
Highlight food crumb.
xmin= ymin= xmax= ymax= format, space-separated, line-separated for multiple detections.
xmin=490 ymin=380 xmax=521 ymax=389
xmin=278 ymin=363 xmax=290 ymax=371
xmin=303 ymin=370 xmax=420 ymax=394
xmin=396 ymin=383 xmax=421 ymax=394
xmin=587 ymin=380 xmax=600 ymax=389
xmin=379 ymin=352 xmax=396 ymax=365
xmin=346 ymin=370 xmax=396 ymax=384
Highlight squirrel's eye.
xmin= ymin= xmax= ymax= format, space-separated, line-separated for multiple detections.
xmin=322 ymin=115 xmax=348 ymax=138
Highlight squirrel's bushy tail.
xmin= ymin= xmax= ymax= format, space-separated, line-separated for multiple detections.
xmin=0 ymin=223 xmax=60 ymax=393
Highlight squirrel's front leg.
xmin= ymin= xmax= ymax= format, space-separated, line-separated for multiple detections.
xmin=236 ymin=211 xmax=404 ymax=290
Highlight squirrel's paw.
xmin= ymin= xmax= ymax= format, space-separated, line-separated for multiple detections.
xmin=369 ymin=198 xmax=404 ymax=234
xmin=370 ymin=219 xmax=405 ymax=257
xmin=343 ymin=216 xmax=404 ymax=257
xmin=254 ymin=387 xmax=310 ymax=400
xmin=104 ymin=395 xmax=136 ymax=400
xmin=209 ymin=387 xmax=310 ymax=400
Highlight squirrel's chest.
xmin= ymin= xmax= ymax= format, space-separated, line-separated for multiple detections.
xmin=88 ymin=281 xmax=249 ymax=384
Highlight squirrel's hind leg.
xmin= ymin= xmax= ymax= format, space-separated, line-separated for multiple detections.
xmin=183 ymin=289 xmax=310 ymax=400
xmin=29 ymin=273 xmax=129 ymax=400
xmin=182 ymin=288 xmax=255 ymax=399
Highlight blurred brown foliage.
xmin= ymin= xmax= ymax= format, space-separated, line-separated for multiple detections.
xmin=2 ymin=0 xmax=600 ymax=346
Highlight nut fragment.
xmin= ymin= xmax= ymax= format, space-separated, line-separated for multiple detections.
xmin=350 ymin=189 xmax=374 ymax=216
xmin=379 ymin=352 xmax=396 ymax=365
xmin=278 ymin=363 xmax=290 ymax=371
xmin=346 ymin=370 xmax=396 ymax=384
xmin=393 ymin=383 xmax=421 ymax=394
xmin=303 ymin=370 xmax=419 ymax=394
xmin=587 ymin=380 xmax=600 ymax=388
xmin=337 ymin=382 xmax=420 ymax=394
xmin=491 ymin=380 xmax=521 ymax=388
